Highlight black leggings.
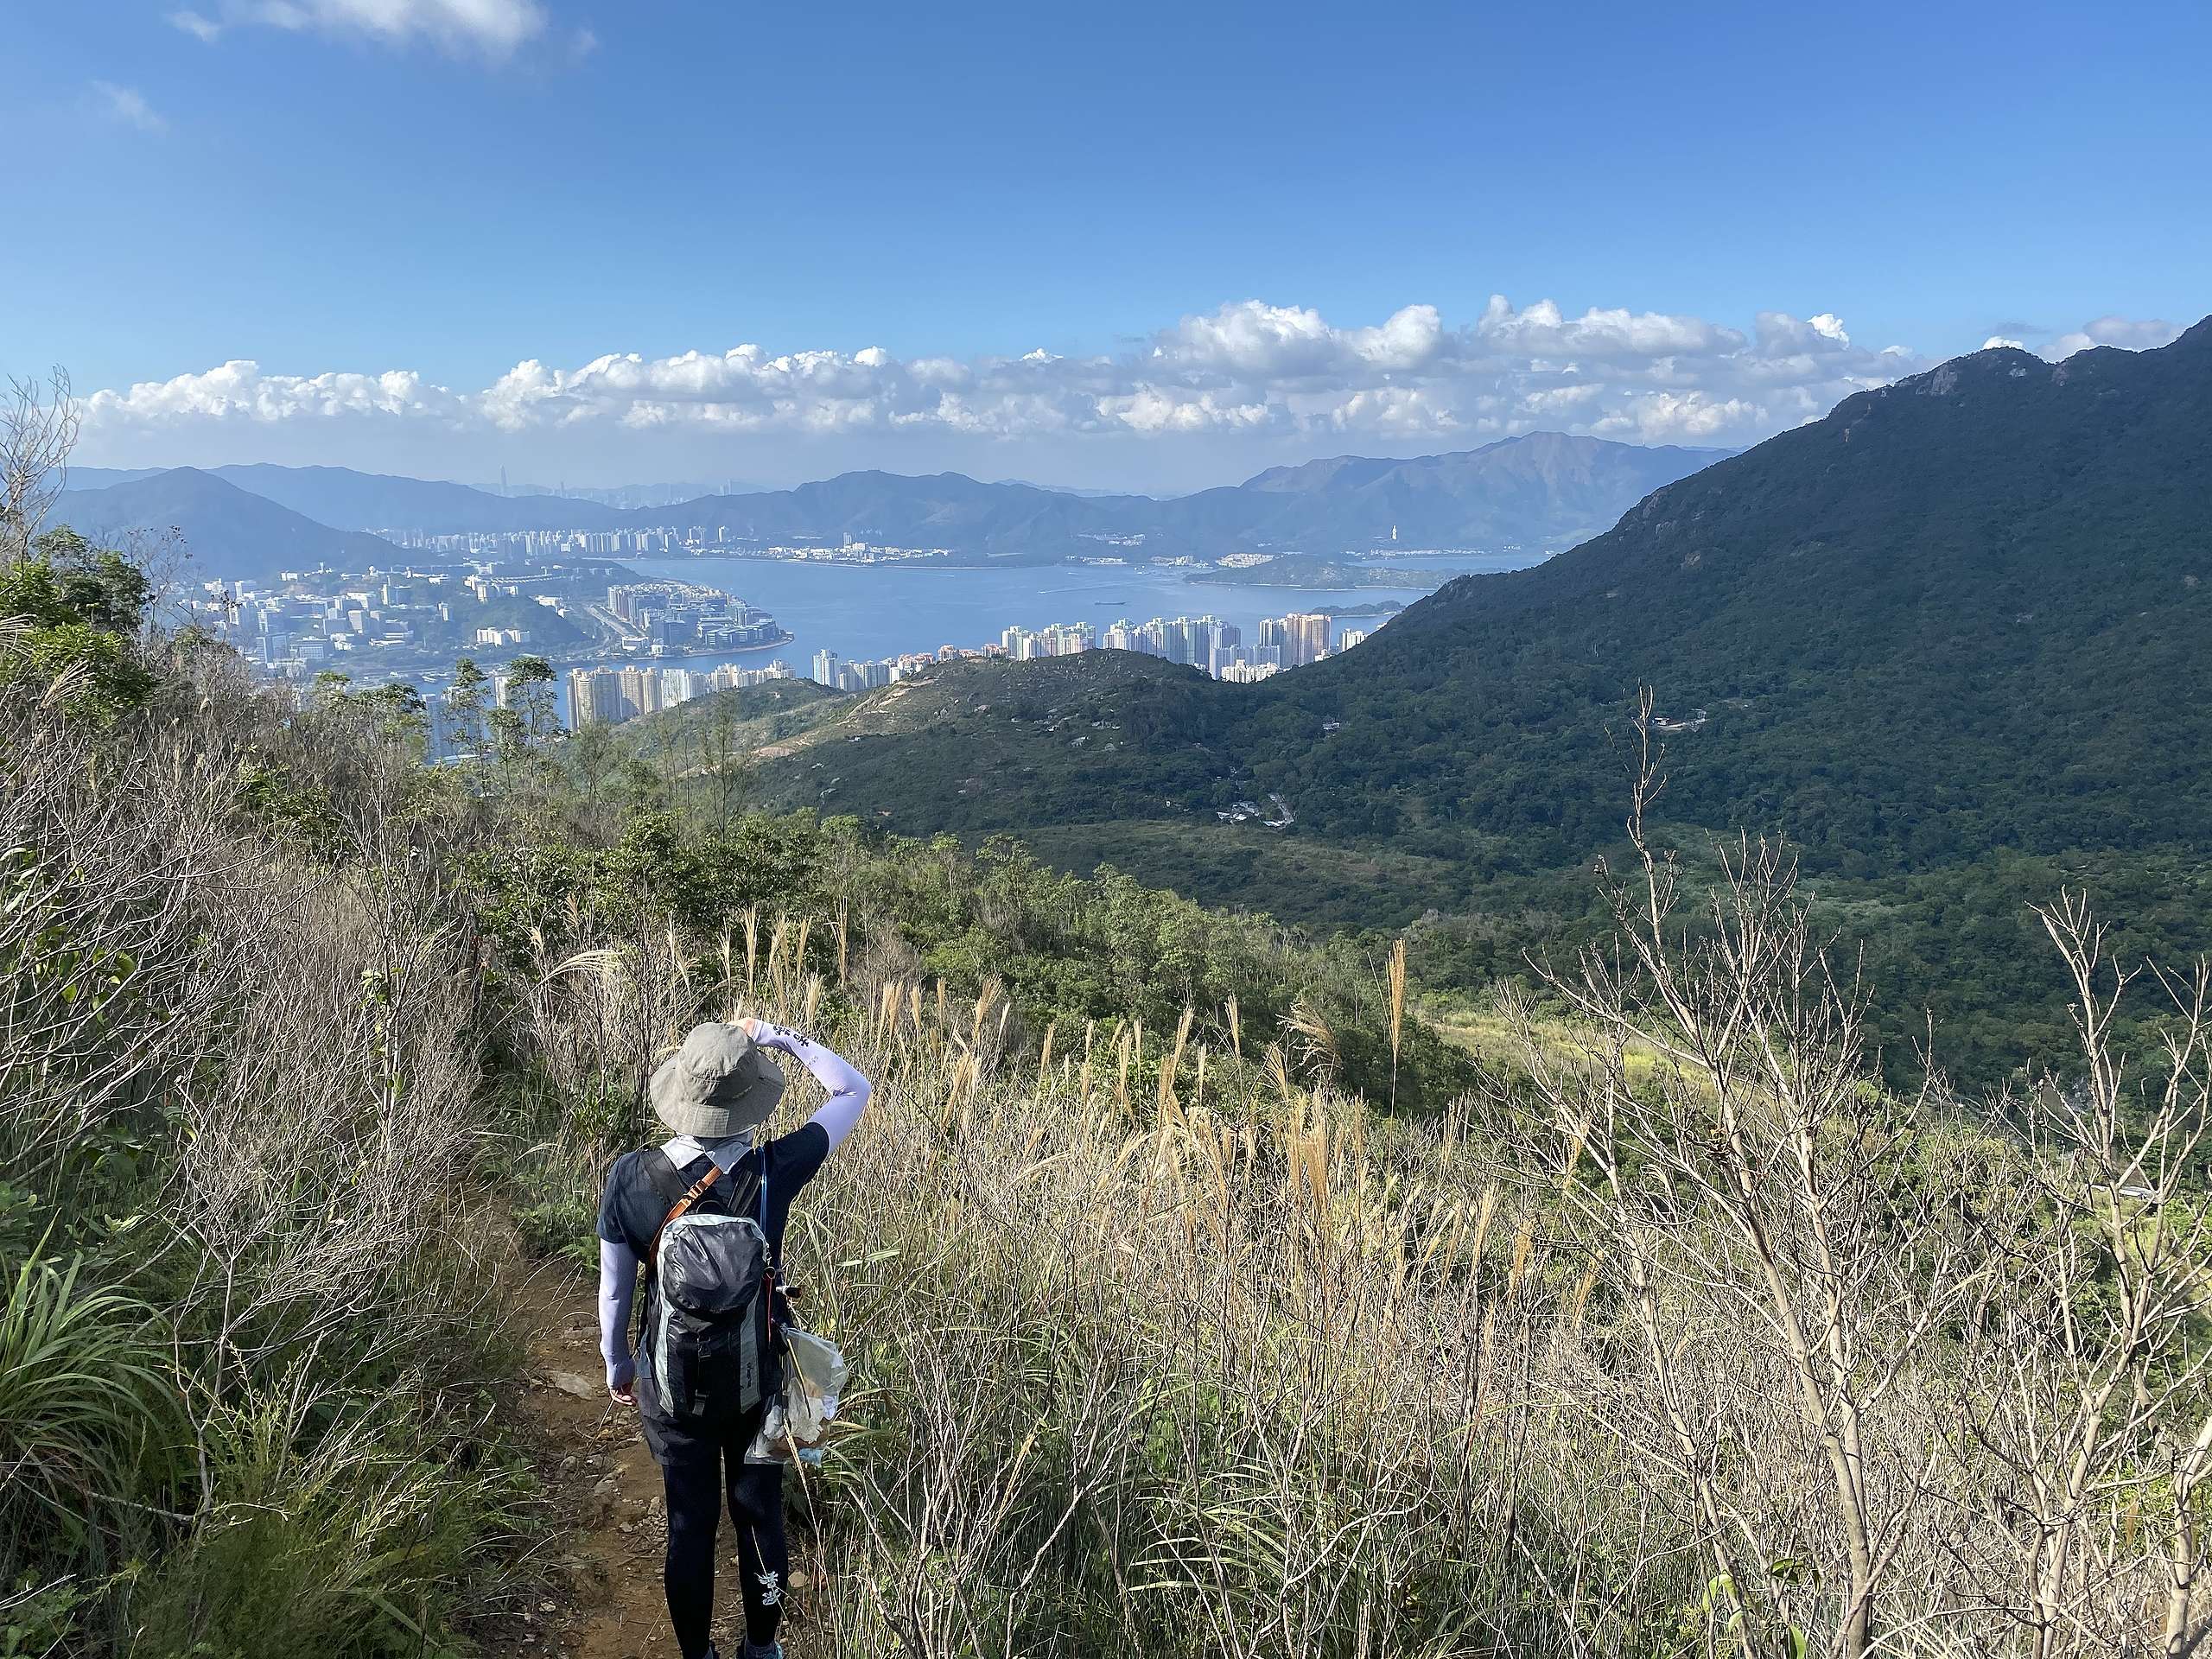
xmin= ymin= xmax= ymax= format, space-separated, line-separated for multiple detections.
xmin=658 ymin=1437 xmax=789 ymax=1657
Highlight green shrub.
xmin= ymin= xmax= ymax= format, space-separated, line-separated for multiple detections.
xmin=126 ymin=1391 xmax=528 ymax=1659
xmin=0 ymin=1250 xmax=183 ymax=1567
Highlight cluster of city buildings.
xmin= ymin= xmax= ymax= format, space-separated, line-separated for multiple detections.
xmin=805 ymin=609 xmax=1379 ymax=694
xmin=605 ymin=582 xmax=789 ymax=653
xmin=566 ymin=658 xmax=798 ymax=727
xmin=1098 ymin=610 xmax=1371 ymax=677
xmin=187 ymin=570 xmax=575 ymax=676
xmin=373 ymin=524 xmax=955 ymax=564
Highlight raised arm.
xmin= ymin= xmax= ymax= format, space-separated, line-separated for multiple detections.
xmin=753 ymin=1020 xmax=873 ymax=1150
xmin=599 ymin=1237 xmax=639 ymax=1401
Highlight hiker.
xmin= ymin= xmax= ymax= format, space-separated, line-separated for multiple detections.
xmin=597 ymin=1017 xmax=873 ymax=1659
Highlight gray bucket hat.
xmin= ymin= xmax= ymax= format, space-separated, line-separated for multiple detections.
xmin=649 ymin=1021 xmax=787 ymax=1139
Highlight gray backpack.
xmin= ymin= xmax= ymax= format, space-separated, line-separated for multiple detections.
xmin=641 ymin=1150 xmax=779 ymax=1421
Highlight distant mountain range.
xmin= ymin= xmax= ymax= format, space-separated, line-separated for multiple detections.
xmin=637 ymin=435 xmax=1726 ymax=559
xmin=52 ymin=468 xmax=405 ymax=584
xmin=48 ymin=434 xmax=1728 ymax=581
xmin=66 ymin=463 xmax=632 ymax=536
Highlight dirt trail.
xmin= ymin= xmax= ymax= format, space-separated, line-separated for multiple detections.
xmin=493 ymin=1265 xmax=821 ymax=1659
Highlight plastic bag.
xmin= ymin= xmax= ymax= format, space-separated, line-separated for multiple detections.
xmin=745 ymin=1325 xmax=849 ymax=1465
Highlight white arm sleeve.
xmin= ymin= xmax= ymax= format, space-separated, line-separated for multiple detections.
xmin=759 ymin=1022 xmax=874 ymax=1152
xmin=599 ymin=1237 xmax=638 ymax=1386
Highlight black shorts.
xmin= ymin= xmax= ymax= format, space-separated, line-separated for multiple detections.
xmin=639 ymin=1395 xmax=781 ymax=1473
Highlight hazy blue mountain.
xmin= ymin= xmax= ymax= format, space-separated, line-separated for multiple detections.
xmin=492 ymin=478 xmax=772 ymax=508
xmin=994 ymin=479 xmax=1155 ymax=499
xmin=66 ymin=435 xmax=1723 ymax=563
xmin=62 ymin=466 xmax=170 ymax=488
xmin=50 ymin=467 xmax=403 ymax=583
xmin=194 ymin=464 xmax=634 ymax=533
xmin=650 ymin=470 xmax=1128 ymax=557
xmin=636 ymin=433 xmax=1727 ymax=557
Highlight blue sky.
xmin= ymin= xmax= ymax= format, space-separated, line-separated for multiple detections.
xmin=8 ymin=0 xmax=2208 ymax=491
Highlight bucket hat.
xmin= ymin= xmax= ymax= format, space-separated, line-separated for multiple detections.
xmin=649 ymin=1021 xmax=787 ymax=1139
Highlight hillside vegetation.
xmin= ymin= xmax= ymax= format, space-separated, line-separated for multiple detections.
xmin=740 ymin=322 xmax=2212 ymax=1086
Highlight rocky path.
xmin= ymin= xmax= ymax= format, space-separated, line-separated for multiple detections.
xmin=493 ymin=1266 xmax=822 ymax=1659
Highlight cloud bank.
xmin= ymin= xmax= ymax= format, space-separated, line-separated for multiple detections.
xmin=77 ymin=300 xmax=2180 ymax=487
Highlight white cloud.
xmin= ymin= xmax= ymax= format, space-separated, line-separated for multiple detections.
xmin=1982 ymin=336 xmax=2025 ymax=351
xmin=168 ymin=9 xmax=226 ymax=41
xmin=2043 ymin=315 xmax=2183 ymax=359
xmin=183 ymin=0 xmax=546 ymax=54
xmin=91 ymin=81 xmax=167 ymax=132
xmin=79 ymin=297 xmax=1931 ymax=459
xmin=86 ymin=295 xmax=2179 ymax=480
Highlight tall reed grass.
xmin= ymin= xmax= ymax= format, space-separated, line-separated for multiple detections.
xmin=508 ymin=806 xmax=2212 ymax=1657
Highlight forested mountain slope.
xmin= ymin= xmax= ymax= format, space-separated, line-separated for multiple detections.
xmin=1251 ymin=321 xmax=2212 ymax=866
xmin=745 ymin=321 xmax=2212 ymax=1080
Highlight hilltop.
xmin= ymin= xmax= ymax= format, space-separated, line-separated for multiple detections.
xmin=185 ymin=463 xmax=633 ymax=533
xmin=604 ymin=676 xmax=844 ymax=762
xmin=51 ymin=467 xmax=405 ymax=584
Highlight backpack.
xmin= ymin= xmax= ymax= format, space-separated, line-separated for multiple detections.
xmin=638 ymin=1147 xmax=780 ymax=1421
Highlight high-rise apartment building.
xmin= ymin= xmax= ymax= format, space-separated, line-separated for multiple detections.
xmin=1286 ymin=612 xmax=1331 ymax=666
xmin=566 ymin=667 xmax=629 ymax=728
xmin=1257 ymin=612 xmax=1331 ymax=668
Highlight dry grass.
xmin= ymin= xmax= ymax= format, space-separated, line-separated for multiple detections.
xmin=512 ymin=791 xmax=2212 ymax=1656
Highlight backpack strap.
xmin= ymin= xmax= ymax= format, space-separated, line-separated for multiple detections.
xmin=645 ymin=1159 xmax=727 ymax=1270
xmin=640 ymin=1146 xmax=767 ymax=1269
xmin=759 ymin=1155 xmax=778 ymax=1348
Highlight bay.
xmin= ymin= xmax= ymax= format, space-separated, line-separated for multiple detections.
xmin=611 ymin=549 xmax=1543 ymax=679
xmin=408 ymin=549 xmax=1547 ymax=736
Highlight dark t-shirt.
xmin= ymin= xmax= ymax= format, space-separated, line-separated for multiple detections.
xmin=601 ymin=1126 xmax=830 ymax=1427
xmin=597 ymin=1123 xmax=831 ymax=1268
